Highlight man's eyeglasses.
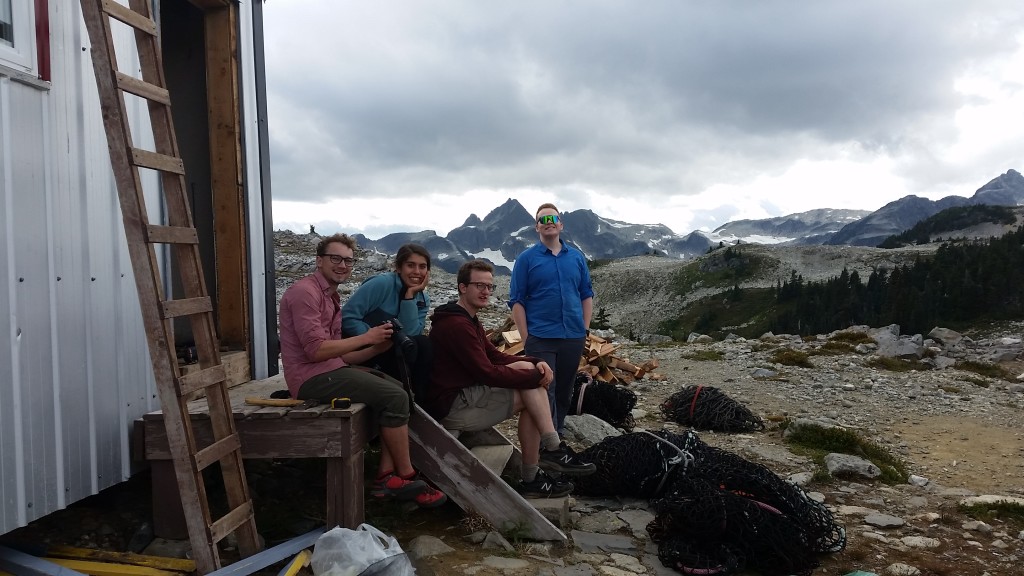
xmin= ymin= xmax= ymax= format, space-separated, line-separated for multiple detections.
xmin=537 ymin=214 xmax=560 ymax=225
xmin=320 ymin=254 xmax=355 ymax=267
xmin=466 ymin=282 xmax=496 ymax=292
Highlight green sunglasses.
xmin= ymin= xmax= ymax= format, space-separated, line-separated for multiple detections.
xmin=537 ymin=214 xmax=560 ymax=225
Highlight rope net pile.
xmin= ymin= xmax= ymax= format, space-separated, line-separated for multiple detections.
xmin=569 ymin=372 xmax=637 ymax=431
xmin=573 ymin=430 xmax=845 ymax=576
xmin=660 ymin=385 xmax=765 ymax=432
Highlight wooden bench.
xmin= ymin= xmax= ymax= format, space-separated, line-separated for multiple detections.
xmin=133 ymin=375 xmax=374 ymax=539
xmin=135 ymin=374 xmax=566 ymax=542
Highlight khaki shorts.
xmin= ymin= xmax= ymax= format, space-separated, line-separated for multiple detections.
xmin=441 ymin=386 xmax=515 ymax=432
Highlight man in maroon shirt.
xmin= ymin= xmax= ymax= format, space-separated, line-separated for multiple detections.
xmin=278 ymin=233 xmax=445 ymax=508
xmin=427 ymin=259 xmax=595 ymax=498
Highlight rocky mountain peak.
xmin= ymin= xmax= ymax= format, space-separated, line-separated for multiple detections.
xmin=299 ymin=169 xmax=1022 ymax=271
xmin=973 ymin=168 xmax=1024 ymax=205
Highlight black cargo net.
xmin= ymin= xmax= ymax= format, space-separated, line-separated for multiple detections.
xmin=572 ymin=429 xmax=697 ymax=498
xmin=573 ymin=430 xmax=846 ymax=576
xmin=660 ymin=385 xmax=765 ymax=432
xmin=569 ymin=372 xmax=637 ymax=431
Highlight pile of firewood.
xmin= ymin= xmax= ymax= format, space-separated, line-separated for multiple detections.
xmin=487 ymin=317 xmax=665 ymax=384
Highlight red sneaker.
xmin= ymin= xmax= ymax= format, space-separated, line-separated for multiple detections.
xmin=370 ymin=472 xmax=427 ymax=500
xmin=413 ymin=483 xmax=447 ymax=508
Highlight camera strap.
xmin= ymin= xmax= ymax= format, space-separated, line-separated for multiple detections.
xmin=390 ymin=287 xmax=415 ymax=400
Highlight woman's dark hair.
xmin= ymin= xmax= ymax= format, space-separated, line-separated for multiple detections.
xmin=395 ymin=243 xmax=431 ymax=270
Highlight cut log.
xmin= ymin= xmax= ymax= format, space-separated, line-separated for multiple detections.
xmin=503 ymin=341 xmax=525 ymax=356
xmin=484 ymin=316 xmax=663 ymax=384
xmin=597 ymin=366 xmax=618 ymax=383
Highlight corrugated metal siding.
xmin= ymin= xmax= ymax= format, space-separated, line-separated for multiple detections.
xmin=0 ymin=0 xmax=274 ymax=534
xmin=0 ymin=1 xmax=157 ymax=534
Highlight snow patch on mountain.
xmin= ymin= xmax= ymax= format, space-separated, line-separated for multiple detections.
xmin=473 ymin=248 xmax=515 ymax=270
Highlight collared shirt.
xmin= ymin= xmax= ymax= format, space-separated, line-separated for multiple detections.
xmin=278 ymin=272 xmax=347 ymax=396
xmin=508 ymin=240 xmax=594 ymax=339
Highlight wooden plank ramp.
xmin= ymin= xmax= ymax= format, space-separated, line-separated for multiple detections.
xmin=407 ymin=406 xmax=566 ymax=542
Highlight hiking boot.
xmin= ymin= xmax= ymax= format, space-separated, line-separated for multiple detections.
xmin=518 ymin=470 xmax=574 ymax=498
xmin=370 ymin=472 xmax=427 ymax=500
xmin=539 ymin=443 xmax=596 ymax=476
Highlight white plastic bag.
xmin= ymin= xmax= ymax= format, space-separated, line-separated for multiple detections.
xmin=310 ymin=523 xmax=415 ymax=576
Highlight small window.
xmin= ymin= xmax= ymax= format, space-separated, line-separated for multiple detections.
xmin=0 ymin=0 xmax=35 ymax=74
xmin=1 ymin=0 xmax=14 ymax=47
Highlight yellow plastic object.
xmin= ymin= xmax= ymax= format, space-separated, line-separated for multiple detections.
xmin=42 ymin=558 xmax=179 ymax=576
xmin=276 ymin=549 xmax=312 ymax=576
xmin=44 ymin=546 xmax=195 ymax=573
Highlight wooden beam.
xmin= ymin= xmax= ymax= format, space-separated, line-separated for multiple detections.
xmin=188 ymin=0 xmax=230 ymax=10
xmin=204 ymin=5 xmax=249 ymax=349
xmin=42 ymin=546 xmax=194 ymax=573
xmin=0 ymin=544 xmax=90 ymax=576
xmin=406 ymin=406 xmax=565 ymax=541
xmin=38 ymin=559 xmax=177 ymax=576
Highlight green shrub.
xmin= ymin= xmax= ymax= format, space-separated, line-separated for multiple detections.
xmin=960 ymin=500 xmax=1024 ymax=532
xmin=829 ymin=331 xmax=874 ymax=345
xmin=785 ymin=423 xmax=909 ymax=485
xmin=770 ymin=348 xmax=813 ymax=368
xmin=955 ymin=360 xmax=1016 ymax=381
xmin=809 ymin=341 xmax=855 ymax=356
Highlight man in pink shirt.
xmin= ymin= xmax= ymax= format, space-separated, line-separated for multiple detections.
xmin=278 ymin=233 xmax=446 ymax=508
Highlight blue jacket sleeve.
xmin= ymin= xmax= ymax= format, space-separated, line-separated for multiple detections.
xmin=341 ymin=273 xmax=399 ymax=336
xmin=396 ymin=291 xmax=429 ymax=336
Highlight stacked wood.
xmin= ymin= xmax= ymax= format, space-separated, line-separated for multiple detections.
xmin=487 ymin=318 xmax=665 ymax=384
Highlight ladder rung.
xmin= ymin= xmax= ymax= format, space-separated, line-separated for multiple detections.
xmin=131 ymin=148 xmax=185 ymax=174
xmin=161 ymin=297 xmax=213 ymax=319
xmin=116 ymin=72 xmax=170 ymax=105
xmin=193 ymin=435 xmax=242 ymax=471
xmin=101 ymin=0 xmax=157 ymax=36
xmin=177 ymin=365 xmax=226 ymax=397
xmin=210 ymin=502 xmax=255 ymax=545
xmin=147 ymin=224 xmax=199 ymax=245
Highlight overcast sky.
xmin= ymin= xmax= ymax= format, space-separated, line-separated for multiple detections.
xmin=263 ymin=1 xmax=1024 ymax=239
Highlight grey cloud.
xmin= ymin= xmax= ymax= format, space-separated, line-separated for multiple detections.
xmin=264 ymin=0 xmax=1023 ymax=207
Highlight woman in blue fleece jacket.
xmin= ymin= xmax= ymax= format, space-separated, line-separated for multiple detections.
xmin=342 ymin=244 xmax=433 ymax=398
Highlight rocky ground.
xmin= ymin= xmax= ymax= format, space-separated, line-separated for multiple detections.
xmin=6 ymin=234 xmax=1024 ymax=576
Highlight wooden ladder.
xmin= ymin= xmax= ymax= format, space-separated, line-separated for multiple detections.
xmin=79 ymin=0 xmax=261 ymax=571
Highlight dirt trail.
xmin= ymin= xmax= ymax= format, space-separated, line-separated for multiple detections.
xmin=898 ymin=416 xmax=1024 ymax=494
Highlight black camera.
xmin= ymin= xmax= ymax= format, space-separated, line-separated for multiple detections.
xmin=387 ymin=317 xmax=417 ymax=357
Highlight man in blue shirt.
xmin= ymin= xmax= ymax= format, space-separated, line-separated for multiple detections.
xmin=509 ymin=203 xmax=594 ymax=436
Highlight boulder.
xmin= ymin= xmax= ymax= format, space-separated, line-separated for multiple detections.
xmin=927 ymin=327 xmax=963 ymax=348
xmin=824 ymin=453 xmax=881 ymax=479
xmin=875 ymin=337 xmax=925 ymax=359
xmin=563 ymin=414 xmax=622 ymax=446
